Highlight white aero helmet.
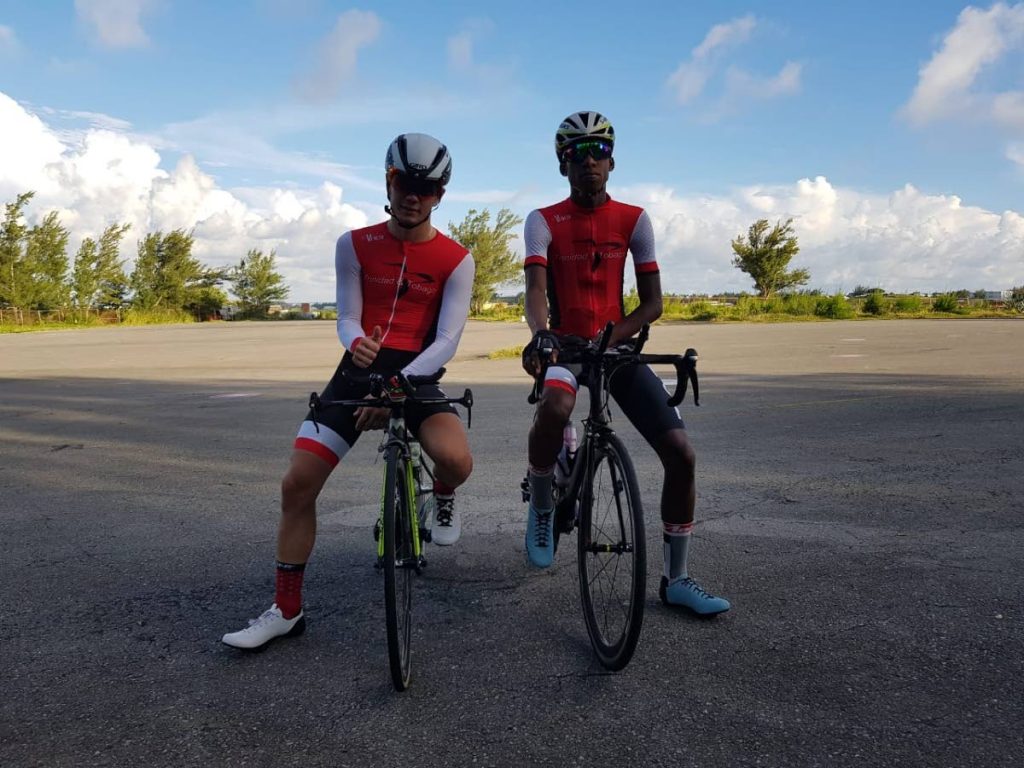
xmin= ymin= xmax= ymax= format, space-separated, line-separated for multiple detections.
xmin=554 ymin=111 xmax=615 ymax=159
xmin=385 ymin=133 xmax=452 ymax=186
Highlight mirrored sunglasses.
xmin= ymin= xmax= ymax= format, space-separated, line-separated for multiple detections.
xmin=562 ymin=140 xmax=613 ymax=164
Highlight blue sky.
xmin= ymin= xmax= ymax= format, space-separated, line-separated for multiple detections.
xmin=1 ymin=1 xmax=1022 ymax=301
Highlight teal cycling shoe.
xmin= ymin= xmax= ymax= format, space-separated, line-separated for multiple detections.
xmin=659 ymin=576 xmax=731 ymax=616
xmin=525 ymin=502 xmax=555 ymax=568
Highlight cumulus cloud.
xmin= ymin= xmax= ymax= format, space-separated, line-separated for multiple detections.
xmin=2 ymin=92 xmax=1019 ymax=302
xmin=0 ymin=24 xmax=19 ymax=55
xmin=0 ymin=93 xmax=368 ymax=302
xmin=295 ymin=9 xmax=381 ymax=102
xmin=626 ymin=176 xmax=1023 ymax=294
xmin=903 ymin=2 xmax=1024 ymax=124
xmin=667 ymin=15 xmax=800 ymax=117
xmin=75 ymin=0 xmax=156 ymax=48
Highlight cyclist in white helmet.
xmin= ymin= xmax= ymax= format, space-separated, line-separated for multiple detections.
xmin=223 ymin=133 xmax=477 ymax=650
xmin=520 ymin=111 xmax=730 ymax=615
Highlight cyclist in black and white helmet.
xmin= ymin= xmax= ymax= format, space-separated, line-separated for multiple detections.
xmin=222 ymin=132 xmax=476 ymax=651
xmin=384 ymin=132 xmax=452 ymax=229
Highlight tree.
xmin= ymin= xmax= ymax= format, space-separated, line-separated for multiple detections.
xmin=0 ymin=192 xmax=34 ymax=308
xmin=448 ymin=208 xmax=524 ymax=315
xmin=130 ymin=229 xmax=224 ymax=314
xmin=72 ymin=223 xmax=130 ymax=309
xmin=229 ymin=248 xmax=289 ymax=318
xmin=23 ymin=211 xmax=70 ymax=309
xmin=730 ymin=218 xmax=810 ymax=298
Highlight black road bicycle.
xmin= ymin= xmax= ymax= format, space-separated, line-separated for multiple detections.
xmin=522 ymin=322 xmax=699 ymax=670
xmin=310 ymin=369 xmax=473 ymax=691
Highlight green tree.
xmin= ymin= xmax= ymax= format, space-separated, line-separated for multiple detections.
xmin=230 ymin=248 xmax=290 ymax=318
xmin=21 ymin=210 xmax=70 ymax=310
xmin=0 ymin=192 xmax=34 ymax=308
xmin=730 ymin=218 xmax=810 ymax=298
xmin=72 ymin=223 xmax=131 ymax=309
xmin=130 ymin=229 xmax=224 ymax=314
xmin=448 ymin=208 xmax=524 ymax=315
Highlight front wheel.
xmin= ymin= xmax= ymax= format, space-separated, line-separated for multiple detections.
xmin=382 ymin=446 xmax=415 ymax=690
xmin=577 ymin=433 xmax=646 ymax=670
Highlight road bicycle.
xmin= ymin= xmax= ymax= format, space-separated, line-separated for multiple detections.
xmin=309 ymin=369 xmax=473 ymax=691
xmin=522 ymin=322 xmax=699 ymax=670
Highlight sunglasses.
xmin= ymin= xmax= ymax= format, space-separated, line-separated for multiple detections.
xmin=562 ymin=140 xmax=613 ymax=164
xmin=390 ymin=171 xmax=443 ymax=198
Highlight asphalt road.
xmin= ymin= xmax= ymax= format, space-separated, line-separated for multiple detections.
xmin=2 ymin=319 xmax=1022 ymax=767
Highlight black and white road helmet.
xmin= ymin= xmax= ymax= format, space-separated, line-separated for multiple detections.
xmin=385 ymin=133 xmax=452 ymax=186
xmin=554 ymin=111 xmax=615 ymax=159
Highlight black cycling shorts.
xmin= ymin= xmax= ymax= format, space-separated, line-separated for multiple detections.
xmin=543 ymin=360 xmax=684 ymax=445
xmin=294 ymin=349 xmax=457 ymax=467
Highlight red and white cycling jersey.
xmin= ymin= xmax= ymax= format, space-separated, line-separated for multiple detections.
xmin=523 ymin=196 xmax=658 ymax=338
xmin=335 ymin=222 xmax=475 ymax=376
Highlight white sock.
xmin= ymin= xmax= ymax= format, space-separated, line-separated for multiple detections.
xmin=663 ymin=521 xmax=694 ymax=581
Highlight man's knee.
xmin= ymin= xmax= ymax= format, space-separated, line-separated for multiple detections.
xmin=658 ymin=431 xmax=696 ymax=475
xmin=537 ymin=388 xmax=575 ymax=426
xmin=281 ymin=455 xmax=329 ymax=513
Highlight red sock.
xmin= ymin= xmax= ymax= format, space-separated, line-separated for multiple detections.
xmin=275 ymin=561 xmax=305 ymax=619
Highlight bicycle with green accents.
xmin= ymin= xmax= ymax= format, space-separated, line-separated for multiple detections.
xmin=309 ymin=368 xmax=473 ymax=691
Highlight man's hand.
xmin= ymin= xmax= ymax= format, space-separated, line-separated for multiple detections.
xmin=353 ymin=393 xmax=389 ymax=431
xmin=521 ymin=329 xmax=560 ymax=377
xmin=352 ymin=325 xmax=383 ymax=368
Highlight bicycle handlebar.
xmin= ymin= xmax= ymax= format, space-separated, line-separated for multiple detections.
xmin=308 ymin=366 xmax=474 ymax=429
xmin=527 ymin=322 xmax=699 ymax=408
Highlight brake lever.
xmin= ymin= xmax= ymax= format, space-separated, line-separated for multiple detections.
xmin=308 ymin=392 xmax=322 ymax=433
xmin=461 ymin=388 xmax=474 ymax=429
xmin=667 ymin=348 xmax=700 ymax=407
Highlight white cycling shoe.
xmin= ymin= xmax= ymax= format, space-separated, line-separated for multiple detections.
xmin=431 ymin=496 xmax=461 ymax=546
xmin=221 ymin=604 xmax=305 ymax=650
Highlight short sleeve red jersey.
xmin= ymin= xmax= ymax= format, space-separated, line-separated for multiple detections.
xmin=523 ymin=196 xmax=659 ymax=338
xmin=336 ymin=222 xmax=473 ymax=354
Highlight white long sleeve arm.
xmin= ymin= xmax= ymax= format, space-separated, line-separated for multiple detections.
xmin=335 ymin=232 xmax=365 ymax=349
xmin=401 ymin=253 xmax=475 ymax=377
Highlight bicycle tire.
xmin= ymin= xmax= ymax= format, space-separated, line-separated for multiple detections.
xmin=382 ymin=446 xmax=415 ymax=690
xmin=577 ymin=432 xmax=646 ymax=670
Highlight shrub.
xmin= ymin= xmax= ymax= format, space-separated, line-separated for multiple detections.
xmin=931 ymin=293 xmax=959 ymax=313
xmin=893 ymin=294 xmax=923 ymax=313
xmin=781 ymin=293 xmax=818 ymax=316
xmin=863 ymin=290 xmax=888 ymax=315
xmin=814 ymin=293 xmax=854 ymax=319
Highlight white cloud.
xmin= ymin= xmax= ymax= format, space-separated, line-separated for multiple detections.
xmin=693 ymin=15 xmax=756 ymax=60
xmin=0 ymin=93 xmax=368 ymax=302
xmin=446 ymin=19 xmax=507 ymax=82
xmin=75 ymin=0 xmax=156 ymax=49
xmin=3 ymin=93 xmax=1019 ymax=302
xmin=668 ymin=16 xmax=756 ymax=105
xmin=1008 ymin=142 xmax=1024 ymax=167
xmin=626 ymin=176 xmax=1023 ymax=294
xmin=295 ymin=9 xmax=382 ymax=102
xmin=904 ymin=3 xmax=1024 ymax=124
xmin=0 ymin=24 xmax=19 ymax=55
xmin=667 ymin=15 xmax=800 ymax=115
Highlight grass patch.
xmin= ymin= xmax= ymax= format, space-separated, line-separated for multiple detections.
xmin=487 ymin=345 xmax=524 ymax=360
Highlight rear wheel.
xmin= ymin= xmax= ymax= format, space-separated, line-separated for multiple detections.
xmin=577 ymin=433 xmax=646 ymax=670
xmin=382 ymin=447 xmax=415 ymax=690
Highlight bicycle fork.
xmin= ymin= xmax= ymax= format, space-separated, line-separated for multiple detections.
xmin=375 ymin=445 xmax=424 ymax=568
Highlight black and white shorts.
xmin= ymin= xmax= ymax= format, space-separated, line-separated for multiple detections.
xmin=294 ymin=349 xmax=457 ymax=467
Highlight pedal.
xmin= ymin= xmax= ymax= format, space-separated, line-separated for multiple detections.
xmin=419 ymin=526 xmax=432 ymax=543
xmin=520 ymin=476 xmax=531 ymax=502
